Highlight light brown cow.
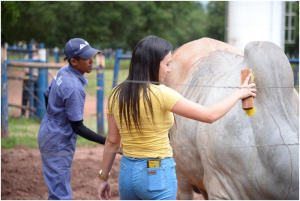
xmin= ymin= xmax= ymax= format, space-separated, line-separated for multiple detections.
xmin=166 ymin=38 xmax=299 ymax=199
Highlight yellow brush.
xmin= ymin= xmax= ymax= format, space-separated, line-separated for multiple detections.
xmin=241 ymin=69 xmax=256 ymax=117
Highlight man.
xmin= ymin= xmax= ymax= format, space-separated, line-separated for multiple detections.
xmin=38 ymin=38 xmax=106 ymax=200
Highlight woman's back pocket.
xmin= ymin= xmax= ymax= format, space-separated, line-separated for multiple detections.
xmin=140 ymin=167 xmax=167 ymax=192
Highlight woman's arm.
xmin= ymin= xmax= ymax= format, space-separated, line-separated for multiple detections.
xmin=171 ymin=74 xmax=257 ymax=124
xmin=101 ymin=114 xmax=121 ymax=175
xmin=98 ymin=114 xmax=121 ymax=200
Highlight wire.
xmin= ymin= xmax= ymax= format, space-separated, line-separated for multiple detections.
xmin=1 ymin=142 xmax=298 ymax=158
xmin=7 ymin=68 xmax=298 ymax=89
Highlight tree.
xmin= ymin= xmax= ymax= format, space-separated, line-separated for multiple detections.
xmin=285 ymin=1 xmax=299 ymax=56
xmin=2 ymin=1 xmax=43 ymax=44
xmin=205 ymin=1 xmax=226 ymax=41
xmin=173 ymin=2 xmax=207 ymax=46
xmin=1 ymin=1 xmax=208 ymax=50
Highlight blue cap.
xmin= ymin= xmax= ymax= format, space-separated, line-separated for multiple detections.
xmin=64 ymin=38 xmax=100 ymax=60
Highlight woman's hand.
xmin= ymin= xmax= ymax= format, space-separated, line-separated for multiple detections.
xmin=98 ymin=180 xmax=111 ymax=200
xmin=238 ymin=74 xmax=257 ymax=100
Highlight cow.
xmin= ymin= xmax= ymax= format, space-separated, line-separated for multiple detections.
xmin=166 ymin=38 xmax=299 ymax=200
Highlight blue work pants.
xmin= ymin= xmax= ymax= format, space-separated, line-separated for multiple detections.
xmin=119 ymin=156 xmax=177 ymax=200
xmin=38 ymin=115 xmax=77 ymax=200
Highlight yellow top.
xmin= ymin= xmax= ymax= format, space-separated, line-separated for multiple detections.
xmin=107 ymin=84 xmax=182 ymax=159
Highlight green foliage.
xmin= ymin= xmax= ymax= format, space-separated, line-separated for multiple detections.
xmin=285 ymin=1 xmax=299 ymax=56
xmin=1 ymin=1 xmax=20 ymax=26
xmin=2 ymin=1 xmax=208 ymax=49
xmin=206 ymin=1 xmax=226 ymax=41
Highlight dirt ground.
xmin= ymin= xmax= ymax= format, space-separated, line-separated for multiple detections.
xmin=2 ymin=68 xmax=203 ymax=200
xmin=1 ymin=145 xmax=122 ymax=200
xmin=1 ymin=145 xmax=203 ymax=200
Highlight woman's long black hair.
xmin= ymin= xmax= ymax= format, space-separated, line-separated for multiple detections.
xmin=108 ymin=35 xmax=172 ymax=133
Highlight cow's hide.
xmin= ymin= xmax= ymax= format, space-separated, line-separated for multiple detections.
xmin=166 ymin=38 xmax=299 ymax=200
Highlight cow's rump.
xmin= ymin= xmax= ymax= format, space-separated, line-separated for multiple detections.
xmin=167 ymin=38 xmax=299 ymax=200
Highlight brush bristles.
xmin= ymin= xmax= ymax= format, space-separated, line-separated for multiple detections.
xmin=245 ymin=107 xmax=256 ymax=117
xmin=245 ymin=69 xmax=256 ymax=117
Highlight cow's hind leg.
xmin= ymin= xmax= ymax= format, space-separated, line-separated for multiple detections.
xmin=199 ymin=189 xmax=208 ymax=200
xmin=176 ymin=167 xmax=194 ymax=200
xmin=192 ymin=185 xmax=201 ymax=194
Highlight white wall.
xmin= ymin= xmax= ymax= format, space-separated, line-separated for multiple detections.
xmin=227 ymin=1 xmax=285 ymax=52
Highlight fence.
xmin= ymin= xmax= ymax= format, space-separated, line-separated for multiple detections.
xmin=1 ymin=45 xmax=299 ymax=138
xmin=112 ymin=50 xmax=299 ymax=91
xmin=1 ymin=47 xmax=105 ymax=137
xmin=289 ymin=58 xmax=299 ymax=89
xmin=112 ymin=49 xmax=132 ymax=88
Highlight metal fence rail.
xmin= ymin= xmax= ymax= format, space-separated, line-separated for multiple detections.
xmin=289 ymin=58 xmax=299 ymax=89
xmin=2 ymin=47 xmax=106 ymax=137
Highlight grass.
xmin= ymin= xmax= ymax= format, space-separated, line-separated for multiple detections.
xmin=1 ymin=116 xmax=106 ymax=149
xmin=2 ymin=117 xmax=41 ymax=148
xmin=84 ymin=67 xmax=129 ymax=97
xmin=2 ymin=60 xmax=129 ymax=149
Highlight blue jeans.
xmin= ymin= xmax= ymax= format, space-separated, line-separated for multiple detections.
xmin=119 ymin=156 xmax=177 ymax=200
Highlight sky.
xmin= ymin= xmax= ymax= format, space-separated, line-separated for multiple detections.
xmin=197 ymin=0 xmax=209 ymax=5
xmin=199 ymin=1 xmax=209 ymax=12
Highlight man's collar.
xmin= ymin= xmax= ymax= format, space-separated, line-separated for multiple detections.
xmin=67 ymin=65 xmax=89 ymax=86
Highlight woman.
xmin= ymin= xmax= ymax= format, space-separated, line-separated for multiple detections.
xmin=98 ymin=35 xmax=256 ymax=200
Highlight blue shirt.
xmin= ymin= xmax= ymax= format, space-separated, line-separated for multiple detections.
xmin=45 ymin=65 xmax=88 ymax=121
xmin=42 ymin=65 xmax=88 ymax=147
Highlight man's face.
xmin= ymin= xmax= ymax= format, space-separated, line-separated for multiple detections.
xmin=71 ymin=56 xmax=94 ymax=74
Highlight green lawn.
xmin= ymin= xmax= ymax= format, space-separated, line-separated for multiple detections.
xmin=84 ymin=67 xmax=129 ymax=97
xmin=1 ymin=116 xmax=108 ymax=149
xmin=1 ymin=117 xmax=41 ymax=148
